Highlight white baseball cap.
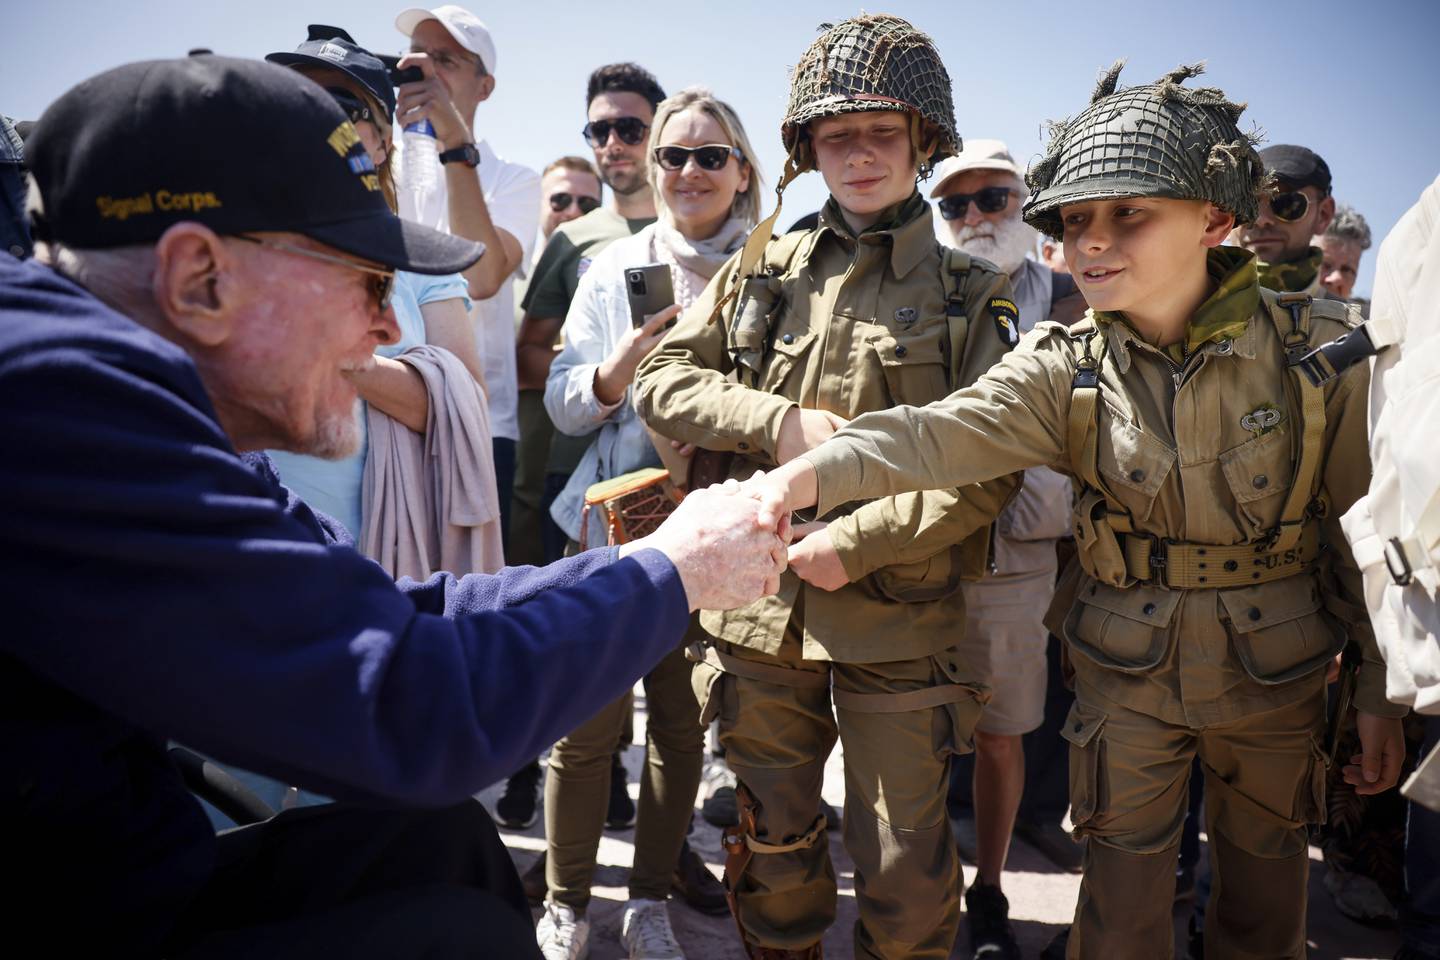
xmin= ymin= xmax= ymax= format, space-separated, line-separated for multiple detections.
xmin=395 ymin=5 xmax=497 ymax=75
xmin=928 ymin=138 xmax=1027 ymax=198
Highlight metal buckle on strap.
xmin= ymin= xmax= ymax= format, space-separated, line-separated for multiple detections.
xmin=1139 ymin=533 xmax=1171 ymax=587
xmin=1292 ymin=325 xmax=1378 ymax=388
xmin=1072 ymin=363 xmax=1100 ymax=389
xmin=1385 ymin=537 xmax=1415 ymax=586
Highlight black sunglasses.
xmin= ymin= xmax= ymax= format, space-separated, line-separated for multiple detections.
xmin=582 ymin=116 xmax=649 ymax=147
xmin=937 ymin=186 xmax=1013 ymax=221
xmin=549 ymin=192 xmax=601 ymax=214
xmin=325 ymin=87 xmax=381 ymax=128
xmin=1266 ymin=190 xmax=1311 ymax=223
xmin=653 ymin=143 xmax=743 ymax=172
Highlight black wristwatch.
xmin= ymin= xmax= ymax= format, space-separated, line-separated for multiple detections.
xmin=438 ymin=142 xmax=480 ymax=168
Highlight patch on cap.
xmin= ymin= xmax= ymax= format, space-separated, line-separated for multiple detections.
xmin=317 ymin=41 xmax=349 ymax=63
xmin=989 ymin=297 xmax=1020 ymax=346
xmin=325 ymin=121 xmax=380 ymax=190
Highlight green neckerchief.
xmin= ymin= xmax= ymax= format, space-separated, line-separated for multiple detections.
xmin=1257 ymin=245 xmax=1322 ymax=293
xmin=1094 ymin=246 xmax=1260 ymax=363
xmin=822 ymin=189 xmax=927 ymax=241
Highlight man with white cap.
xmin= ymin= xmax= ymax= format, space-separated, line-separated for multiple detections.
xmin=394 ymin=4 xmax=541 ymax=539
xmin=929 ymin=138 xmax=1085 ymax=960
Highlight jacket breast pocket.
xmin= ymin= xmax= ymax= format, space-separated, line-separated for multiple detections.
xmin=871 ymin=324 xmax=949 ymax=406
xmin=1219 ymin=428 xmax=1293 ymax=537
xmin=759 ymin=329 xmax=816 ymax=394
xmin=1063 ymin=580 xmax=1180 ymax=674
xmin=1217 ymin=579 xmax=1344 ymax=684
xmin=1096 ymin=403 xmax=1176 ymax=522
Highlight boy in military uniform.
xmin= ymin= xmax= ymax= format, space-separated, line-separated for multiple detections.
xmin=634 ymin=15 xmax=1019 ymax=959
xmin=747 ymin=63 xmax=1408 ymax=959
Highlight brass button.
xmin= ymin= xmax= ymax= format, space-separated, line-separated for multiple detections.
xmin=1253 ymin=475 xmax=1269 ymax=490
xmin=1248 ymin=607 xmax=1262 ymax=622
xmin=895 ymin=344 xmax=908 ymax=358
xmin=1142 ymin=602 xmax=1157 ymax=615
xmin=781 ymin=332 xmax=795 ymax=345
xmin=1129 ymin=468 xmax=1145 ymax=483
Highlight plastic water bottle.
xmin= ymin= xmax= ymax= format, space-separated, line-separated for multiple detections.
xmin=401 ymin=118 xmax=441 ymax=201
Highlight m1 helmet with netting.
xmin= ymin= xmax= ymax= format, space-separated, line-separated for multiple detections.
xmin=781 ymin=14 xmax=959 ymax=173
xmin=1022 ymin=62 xmax=1265 ymax=240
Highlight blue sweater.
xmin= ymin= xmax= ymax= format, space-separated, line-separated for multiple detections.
xmin=0 ymin=254 xmax=690 ymax=952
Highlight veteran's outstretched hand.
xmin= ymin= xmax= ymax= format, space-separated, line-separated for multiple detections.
xmin=622 ymin=483 xmax=789 ymax=612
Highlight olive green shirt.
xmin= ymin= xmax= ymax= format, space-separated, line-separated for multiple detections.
xmin=636 ymin=192 xmax=1019 ymax=664
xmin=802 ymin=253 xmax=1402 ymax=721
xmin=523 ymin=208 xmax=655 ymax=475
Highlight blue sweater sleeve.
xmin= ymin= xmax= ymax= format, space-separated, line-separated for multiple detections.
xmin=3 ymin=335 xmax=690 ymax=806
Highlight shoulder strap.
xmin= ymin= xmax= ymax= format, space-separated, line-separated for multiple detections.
xmin=1066 ymin=328 xmax=1109 ymax=495
xmin=1265 ymin=292 xmax=1328 ymax=551
xmin=941 ymin=248 xmax=973 ymax=388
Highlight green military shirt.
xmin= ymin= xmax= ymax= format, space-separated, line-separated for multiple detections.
xmin=801 ymin=248 xmax=1403 ymax=722
xmin=635 ymin=191 xmax=1019 ymax=664
xmin=523 ymin=207 xmax=655 ymax=475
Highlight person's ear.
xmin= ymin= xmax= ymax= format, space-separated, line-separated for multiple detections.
xmin=151 ymin=222 xmax=236 ymax=347
xmin=736 ymin=159 xmax=752 ymax=194
xmin=1313 ymin=194 xmax=1336 ymax=236
xmin=1200 ymin=202 xmax=1236 ymax=249
xmin=477 ymin=72 xmax=496 ymax=102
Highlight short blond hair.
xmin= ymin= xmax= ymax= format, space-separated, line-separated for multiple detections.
xmin=646 ymin=87 xmax=764 ymax=228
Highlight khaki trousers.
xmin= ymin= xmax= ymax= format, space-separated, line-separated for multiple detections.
xmin=696 ymin=639 xmax=985 ymax=959
xmin=544 ymin=634 xmax=704 ymax=908
xmin=1064 ymin=682 xmax=1327 ymax=960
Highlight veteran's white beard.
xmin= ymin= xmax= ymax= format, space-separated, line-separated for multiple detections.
xmin=951 ymin=214 xmax=1038 ymax=277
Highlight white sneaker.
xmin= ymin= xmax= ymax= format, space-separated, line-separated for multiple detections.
xmin=536 ymin=900 xmax=590 ymax=960
xmin=620 ymin=898 xmax=685 ymax=960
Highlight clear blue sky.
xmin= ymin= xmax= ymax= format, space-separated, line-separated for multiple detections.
xmin=5 ymin=0 xmax=1437 ymax=297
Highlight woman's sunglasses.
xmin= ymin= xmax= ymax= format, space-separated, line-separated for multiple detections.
xmin=937 ymin=187 xmax=1013 ymax=221
xmin=582 ymin=116 xmax=649 ymax=147
xmin=1266 ymin=190 xmax=1312 ymax=223
xmin=549 ymin=192 xmax=601 ymax=214
xmin=653 ymin=144 xmax=743 ymax=172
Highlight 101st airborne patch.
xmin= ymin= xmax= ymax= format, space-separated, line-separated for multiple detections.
xmin=989 ymin=297 xmax=1020 ymax=347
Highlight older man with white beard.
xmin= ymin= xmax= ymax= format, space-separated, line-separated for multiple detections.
xmin=930 ymin=140 xmax=1086 ymax=960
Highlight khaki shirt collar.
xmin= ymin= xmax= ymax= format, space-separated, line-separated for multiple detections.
xmin=817 ymin=190 xmax=934 ymax=279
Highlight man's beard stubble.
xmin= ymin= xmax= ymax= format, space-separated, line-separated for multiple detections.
xmin=952 ymin=214 xmax=1038 ymax=276
xmin=311 ymin=399 xmax=365 ymax=460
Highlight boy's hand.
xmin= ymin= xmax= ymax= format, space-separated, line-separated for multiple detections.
xmin=787 ymin=522 xmax=849 ymax=591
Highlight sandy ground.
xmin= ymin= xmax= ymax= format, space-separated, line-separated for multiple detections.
xmin=483 ymin=683 xmax=1404 ymax=960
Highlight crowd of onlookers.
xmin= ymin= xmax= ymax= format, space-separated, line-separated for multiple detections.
xmin=1 ymin=7 xmax=1432 ymax=960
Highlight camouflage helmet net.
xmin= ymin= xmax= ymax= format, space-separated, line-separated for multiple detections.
xmin=782 ymin=14 xmax=959 ymax=172
xmin=1022 ymin=61 xmax=1266 ymax=240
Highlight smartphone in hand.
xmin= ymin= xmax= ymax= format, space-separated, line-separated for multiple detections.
xmin=626 ymin=263 xmax=676 ymax=329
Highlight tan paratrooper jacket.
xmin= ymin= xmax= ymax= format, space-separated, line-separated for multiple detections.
xmin=801 ymin=249 xmax=1407 ymax=723
xmin=634 ymin=193 xmax=1020 ymax=664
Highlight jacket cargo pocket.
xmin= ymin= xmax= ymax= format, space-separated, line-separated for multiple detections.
xmin=760 ymin=329 xmax=815 ymax=394
xmin=1063 ymin=579 xmax=1180 ymax=674
xmin=1218 ymin=579 xmax=1344 ymax=684
xmin=1096 ymin=403 xmax=1175 ymax=524
xmin=1219 ymin=427 xmax=1293 ymax=537
xmin=872 ymin=324 xmax=949 ymax=406
xmin=1060 ymin=701 xmax=1107 ymax=831
xmin=871 ymin=538 xmax=969 ymax=604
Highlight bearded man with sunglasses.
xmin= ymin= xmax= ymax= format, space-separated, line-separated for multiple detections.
xmin=1235 ymin=143 xmax=1337 ymax=295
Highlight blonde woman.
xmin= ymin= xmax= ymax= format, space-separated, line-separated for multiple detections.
xmin=538 ymin=87 xmax=762 ymax=960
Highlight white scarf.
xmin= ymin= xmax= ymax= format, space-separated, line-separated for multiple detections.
xmin=652 ymin=215 xmax=750 ymax=309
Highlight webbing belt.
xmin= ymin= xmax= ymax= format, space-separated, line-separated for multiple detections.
xmin=1120 ymin=521 xmax=1321 ymax=589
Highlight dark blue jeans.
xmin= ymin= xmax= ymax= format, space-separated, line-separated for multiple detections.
xmin=1403 ymin=713 xmax=1440 ymax=956
xmin=492 ymin=436 xmax=516 ymax=547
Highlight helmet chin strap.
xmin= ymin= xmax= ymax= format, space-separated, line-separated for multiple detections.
xmin=910 ymin=113 xmax=940 ymax=180
xmin=708 ymin=145 xmax=803 ymax=324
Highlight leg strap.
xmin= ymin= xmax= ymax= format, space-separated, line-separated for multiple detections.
xmin=831 ymin=682 xmax=977 ymax=714
xmin=722 ymin=785 xmax=829 ymax=959
xmin=688 ymin=642 xmax=830 ymax=690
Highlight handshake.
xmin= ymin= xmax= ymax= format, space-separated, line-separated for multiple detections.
xmin=618 ymin=426 xmax=828 ymax=612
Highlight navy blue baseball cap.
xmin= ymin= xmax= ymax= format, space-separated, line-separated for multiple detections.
xmin=266 ymin=26 xmax=397 ymax=121
xmin=26 ymin=56 xmax=482 ymax=275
